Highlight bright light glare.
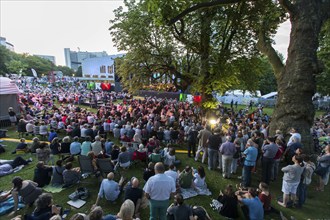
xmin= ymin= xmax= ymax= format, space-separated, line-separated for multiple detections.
xmin=209 ymin=119 xmax=217 ymax=125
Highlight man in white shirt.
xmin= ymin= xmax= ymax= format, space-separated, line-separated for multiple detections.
xmin=144 ymin=162 xmax=176 ymax=220
xmin=164 ymin=164 xmax=179 ymax=183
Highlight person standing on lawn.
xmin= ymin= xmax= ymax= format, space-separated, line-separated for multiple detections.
xmin=143 ymin=162 xmax=176 ymax=220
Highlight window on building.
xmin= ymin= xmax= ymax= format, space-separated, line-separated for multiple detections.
xmin=107 ymin=65 xmax=114 ymax=73
xmin=100 ymin=65 xmax=106 ymax=73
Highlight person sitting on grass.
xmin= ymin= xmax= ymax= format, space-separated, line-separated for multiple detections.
xmin=258 ymin=182 xmax=273 ymax=214
xmin=33 ymin=161 xmax=53 ymax=187
xmin=193 ymin=166 xmax=206 ymax=189
xmin=30 ymin=137 xmax=41 ymax=153
xmin=235 ymin=187 xmax=264 ymax=220
xmin=36 ymin=142 xmax=51 ymax=163
xmin=115 ymin=146 xmax=131 ymax=171
xmin=143 ymin=162 xmax=155 ymax=182
xmin=94 ymin=172 xmax=125 ymax=205
xmin=217 ymin=184 xmax=238 ymax=219
xmin=63 ymin=162 xmax=81 ymax=187
xmin=30 ymin=193 xmax=61 ymax=220
xmin=9 ymin=176 xmax=42 ymax=217
xmin=164 ymin=148 xmax=180 ymax=167
xmin=148 ymin=148 xmax=162 ymax=163
xmin=50 ymin=137 xmax=61 ymax=156
xmin=124 ymin=177 xmax=144 ymax=218
xmin=51 ymin=160 xmax=65 ymax=186
xmin=179 ymin=166 xmax=195 ymax=189
xmin=167 ymin=194 xmax=194 ymax=220
xmin=12 ymin=138 xmax=28 ymax=154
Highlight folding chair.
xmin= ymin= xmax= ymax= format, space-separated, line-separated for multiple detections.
xmin=96 ymin=158 xmax=114 ymax=177
xmin=78 ymin=155 xmax=96 ymax=177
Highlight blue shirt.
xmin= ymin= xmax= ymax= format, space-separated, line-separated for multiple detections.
xmin=81 ymin=141 xmax=91 ymax=156
xmin=243 ymin=147 xmax=258 ymax=166
xmin=48 ymin=132 xmax=57 ymax=142
xmin=70 ymin=141 xmax=81 ymax=155
xmin=105 ymin=141 xmax=114 ymax=154
xmin=242 ymin=197 xmax=264 ymax=220
xmin=98 ymin=179 xmax=120 ymax=202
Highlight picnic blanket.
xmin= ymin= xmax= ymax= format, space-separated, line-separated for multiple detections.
xmin=0 ymin=196 xmax=25 ymax=216
xmin=180 ymin=186 xmax=212 ymax=199
xmin=43 ymin=185 xmax=65 ymax=193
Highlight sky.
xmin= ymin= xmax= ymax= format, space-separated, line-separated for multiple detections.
xmin=0 ymin=0 xmax=291 ymax=66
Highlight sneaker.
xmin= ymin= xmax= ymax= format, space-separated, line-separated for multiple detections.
xmin=237 ymin=176 xmax=242 ymax=179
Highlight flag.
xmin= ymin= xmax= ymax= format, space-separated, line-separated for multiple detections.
xmin=31 ymin=68 xmax=38 ymax=78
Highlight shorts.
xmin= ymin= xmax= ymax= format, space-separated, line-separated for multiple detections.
xmin=282 ymin=180 xmax=299 ymax=194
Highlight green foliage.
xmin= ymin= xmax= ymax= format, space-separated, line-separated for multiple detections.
xmin=76 ymin=66 xmax=83 ymax=77
xmin=109 ymin=0 xmax=198 ymax=93
xmin=317 ymin=20 xmax=330 ymax=96
xmin=55 ymin=65 xmax=75 ymax=76
xmin=5 ymin=60 xmax=28 ymax=75
xmin=0 ymin=46 xmax=11 ymax=75
xmin=257 ymin=56 xmax=277 ymax=95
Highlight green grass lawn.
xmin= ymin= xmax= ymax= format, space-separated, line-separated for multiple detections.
xmin=0 ymin=102 xmax=328 ymax=219
xmin=1 ymin=134 xmax=330 ymax=219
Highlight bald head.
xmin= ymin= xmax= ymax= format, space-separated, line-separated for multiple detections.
xmin=131 ymin=178 xmax=139 ymax=188
xmin=154 ymin=162 xmax=165 ymax=174
xmin=107 ymin=172 xmax=115 ymax=180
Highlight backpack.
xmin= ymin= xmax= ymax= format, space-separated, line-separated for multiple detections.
xmin=303 ymin=163 xmax=315 ymax=185
xmin=69 ymin=187 xmax=89 ymax=201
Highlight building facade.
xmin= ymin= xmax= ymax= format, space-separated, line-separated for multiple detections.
xmin=81 ymin=54 xmax=124 ymax=84
xmin=0 ymin=36 xmax=14 ymax=51
xmin=64 ymin=48 xmax=108 ymax=71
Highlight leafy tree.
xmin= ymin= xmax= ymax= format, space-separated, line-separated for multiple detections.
xmin=5 ymin=60 xmax=28 ymax=75
xmin=75 ymin=66 xmax=82 ymax=77
xmin=110 ymin=0 xmax=198 ymax=93
xmin=55 ymin=65 xmax=75 ymax=76
xmin=0 ymin=46 xmax=11 ymax=75
xmin=24 ymin=55 xmax=53 ymax=77
xmin=317 ymin=20 xmax=330 ymax=96
xmin=147 ymin=0 xmax=330 ymax=152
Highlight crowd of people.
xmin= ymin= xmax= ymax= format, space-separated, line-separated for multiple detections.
xmin=2 ymin=77 xmax=330 ymax=220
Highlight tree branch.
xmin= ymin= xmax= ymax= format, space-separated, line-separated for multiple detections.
xmin=278 ymin=0 xmax=295 ymax=15
xmin=168 ymin=0 xmax=242 ymax=25
xmin=256 ymin=30 xmax=284 ymax=79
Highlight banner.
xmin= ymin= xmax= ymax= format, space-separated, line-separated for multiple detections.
xmin=31 ymin=68 xmax=38 ymax=78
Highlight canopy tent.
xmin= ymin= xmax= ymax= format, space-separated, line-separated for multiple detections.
xmin=0 ymin=77 xmax=20 ymax=121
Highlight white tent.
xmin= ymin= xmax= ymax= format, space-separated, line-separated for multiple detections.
xmin=0 ymin=77 xmax=20 ymax=121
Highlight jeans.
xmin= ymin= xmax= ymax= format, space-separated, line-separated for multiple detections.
xmin=262 ymin=157 xmax=274 ymax=184
xmin=222 ymin=155 xmax=233 ymax=178
xmin=149 ymin=199 xmax=169 ymax=220
xmin=243 ymin=165 xmax=254 ymax=187
xmin=231 ymin=158 xmax=238 ymax=174
xmin=297 ymin=182 xmax=307 ymax=207
xmin=208 ymin=148 xmax=218 ymax=170
xmin=218 ymin=152 xmax=222 ymax=170
xmin=271 ymin=159 xmax=280 ymax=180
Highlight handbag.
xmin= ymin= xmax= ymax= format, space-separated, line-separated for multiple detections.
xmin=314 ymin=164 xmax=329 ymax=177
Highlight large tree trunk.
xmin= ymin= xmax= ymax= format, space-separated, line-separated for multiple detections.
xmin=269 ymin=0 xmax=326 ymax=153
